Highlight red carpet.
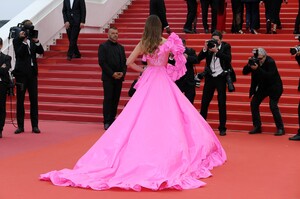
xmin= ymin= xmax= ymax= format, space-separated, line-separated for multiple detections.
xmin=0 ymin=120 xmax=299 ymax=199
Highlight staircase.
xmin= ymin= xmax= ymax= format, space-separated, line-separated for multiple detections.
xmin=22 ymin=0 xmax=299 ymax=133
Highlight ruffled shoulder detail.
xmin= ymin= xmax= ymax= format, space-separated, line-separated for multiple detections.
xmin=164 ymin=33 xmax=187 ymax=81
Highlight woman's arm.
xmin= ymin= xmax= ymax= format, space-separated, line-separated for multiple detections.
xmin=126 ymin=42 xmax=144 ymax=73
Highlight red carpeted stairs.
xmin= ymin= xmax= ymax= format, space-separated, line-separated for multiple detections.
xmin=20 ymin=0 xmax=299 ymax=134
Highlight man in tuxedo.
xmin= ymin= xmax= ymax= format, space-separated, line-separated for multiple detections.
xmin=175 ymin=39 xmax=198 ymax=103
xmin=243 ymin=48 xmax=285 ymax=136
xmin=150 ymin=0 xmax=171 ymax=34
xmin=98 ymin=27 xmax=127 ymax=130
xmin=12 ymin=20 xmax=44 ymax=134
xmin=0 ymin=37 xmax=12 ymax=138
xmin=62 ymin=0 xmax=86 ymax=61
xmin=197 ymin=30 xmax=235 ymax=136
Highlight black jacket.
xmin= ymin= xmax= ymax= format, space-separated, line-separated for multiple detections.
xmin=98 ymin=40 xmax=127 ymax=81
xmin=0 ymin=52 xmax=12 ymax=84
xmin=150 ymin=0 xmax=169 ymax=28
xmin=243 ymin=56 xmax=283 ymax=98
xmin=198 ymin=41 xmax=236 ymax=82
xmin=62 ymin=0 xmax=86 ymax=25
xmin=12 ymin=37 xmax=44 ymax=77
xmin=176 ymin=47 xmax=198 ymax=86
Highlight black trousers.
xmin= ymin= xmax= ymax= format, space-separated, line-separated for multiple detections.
xmin=0 ymin=82 xmax=7 ymax=132
xmin=176 ymin=81 xmax=196 ymax=104
xmin=298 ymin=101 xmax=300 ymax=134
xmin=200 ymin=0 xmax=218 ymax=31
xmin=66 ymin=23 xmax=81 ymax=57
xmin=245 ymin=2 xmax=260 ymax=30
xmin=264 ymin=0 xmax=282 ymax=25
xmin=231 ymin=0 xmax=244 ymax=33
xmin=184 ymin=0 xmax=198 ymax=31
xmin=200 ymin=75 xmax=227 ymax=131
xmin=251 ymin=90 xmax=284 ymax=130
xmin=15 ymin=75 xmax=38 ymax=128
xmin=294 ymin=0 xmax=300 ymax=32
xmin=103 ymin=80 xmax=123 ymax=125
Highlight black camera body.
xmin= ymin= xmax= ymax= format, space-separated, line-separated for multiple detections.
xmin=9 ymin=23 xmax=38 ymax=39
xmin=207 ymin=39 xmax=219 ymax=49
xmin=194 ymin=71 xmax=207 ymax=88
xmin=248 ymin=48 xmax=259 ymax=66
xmin=289 ymin=35 xmax=300 ymax=55
xmin=290 ymin=45 xmax=300 ymax=55
xmin=222 ymin=70 xmax=235 ymax=92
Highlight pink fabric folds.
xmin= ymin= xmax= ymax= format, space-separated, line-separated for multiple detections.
xmin=40 ymin=32 xmax=226 ymax=191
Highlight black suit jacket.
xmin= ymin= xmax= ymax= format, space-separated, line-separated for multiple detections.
xmin=0 ymin=52 xmax=12 ymax=84
xmin=243 ymin=56 xmax=283 ymax=98
xmin=198 ymin=41 xmax=236 ymax=82
xmin=176 ymin=47 xmax=198 ymax=86
xmin=62 ymin=0 xmax=86 ymax=25
xmin=98 ymin=40 xmax=127 ymax=81
xmin=150 ymin=0 xmax=169 ymax=28
xmin=12 ymin=37 xmax=44 ymax=77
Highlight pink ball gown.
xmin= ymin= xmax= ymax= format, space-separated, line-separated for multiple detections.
xmin=40 ymin=33 xmax=227 ymax=191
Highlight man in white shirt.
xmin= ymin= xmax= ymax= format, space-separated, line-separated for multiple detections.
xmin=197 ymin=30 xmax=236 ymax=136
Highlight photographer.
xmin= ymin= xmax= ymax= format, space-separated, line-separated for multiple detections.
xmin=243 ymin=48 xmax=285 ymax=136
xmin=197 ymin=30 xmax=235 ymax=136
xmin=173 ymin=39 xmax=198 ymax=104
xmin=289 ymin=53 xmax=300 ymax=140
xmin=12 ymin=19 xmax=44 ymax=134
xmin=0 ymin=37 xmax=12 ymax=138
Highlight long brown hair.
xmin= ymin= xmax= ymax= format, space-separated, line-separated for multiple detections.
xmin=141 ymin=15 xmax=162 ymax=54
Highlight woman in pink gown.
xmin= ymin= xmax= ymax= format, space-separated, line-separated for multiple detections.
xmin=40 ymin=15 xmax=226 ymax=191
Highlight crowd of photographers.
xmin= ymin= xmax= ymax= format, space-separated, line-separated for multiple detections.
xmin=0 ymin=15 xmax=299 ymax=141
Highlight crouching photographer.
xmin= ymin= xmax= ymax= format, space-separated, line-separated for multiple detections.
xmin=0 ymin=37 xmax=12 ymax=138
xmin=243 ymin=48 xmax=285 ymax=136
xmin=197 ymin=30 xmax=236 ymax=136
xmin=12 ymin=19 xmax=44 ymax=135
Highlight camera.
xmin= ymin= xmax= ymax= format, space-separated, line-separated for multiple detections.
xmin=222 ymin=70 xmax=235 ymax=92
xmin=248 ymin=48 xmax=259 ymax=66
xmin=9 ymin=22 xmax=38 ymax=39
xmin=289 ymin=36 xmax=300 ymax=55
xmin=207 ymin=39 xmax=219 ymax=49
xmin=194 ymin=71 xmax=207 ymax=88
xmin=290 ymin=45 xmax=300 ymax=55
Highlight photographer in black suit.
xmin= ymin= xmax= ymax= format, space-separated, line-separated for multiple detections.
xmin=175 ymin=39 xmax=198 ymax=103
xmin=150 ymin=0 xmax=171 ymax=34
xmin=12 ymin=20 xmax=44 ymax=134
xmin=0 ymin=37 xmax=12 ymax=138
xmin=289 ymin=54 xmax=300 ymax=140
xmin=62 ymin=0 xmax=86 ymax=61
xmin=98 ymin=27 xmax=127 ymax=130
xmin=197 ymin=30 xmax=235 ymax=136
xmin=243 ymin=48 xmax=285 ymax=136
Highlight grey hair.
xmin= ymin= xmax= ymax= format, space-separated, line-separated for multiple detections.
xmin=257 ymin=48 xmax=267 ymax=57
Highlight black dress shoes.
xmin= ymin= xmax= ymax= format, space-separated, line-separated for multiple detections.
xmin=289 ymin=133 xmax=300 ymax=141
xmin=274 ymin=129 xmax=285 ymax=136
xmin=219 ymin=130 xmax=226 ymax=136
xmin=73 ymin=54 xmax=81 ymax=58
xmin=249 ymin=126 xmax=262 ymax=134
xmin=32 ymin=127 xmax=41 ymax=134
xmin=15 ymin=128 xmax=24 ymax=134
xmin=104 ymin=123 xmax=110 ymax=130
xmin=183 ymin=28 xmax=194 ymax=34
xmin=67 ymin=56 xmax=72 ymax=61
